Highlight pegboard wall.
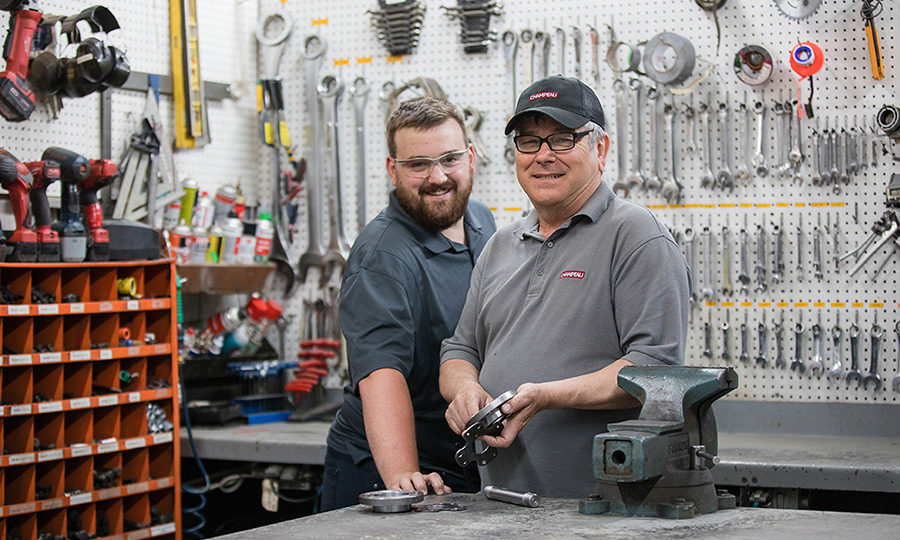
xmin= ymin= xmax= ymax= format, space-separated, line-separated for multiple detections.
xmin=270 ymin=0 xmax=900 ymax=406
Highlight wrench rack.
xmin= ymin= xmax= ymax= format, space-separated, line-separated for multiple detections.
xmin=271 ymin=0 xmax=899 ymax=405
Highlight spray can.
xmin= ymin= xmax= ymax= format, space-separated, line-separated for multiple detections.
xmin=235 ymin=233 xmax=256 ymax=264
xmin=168 ymin=223 xmax=193 ymax=263
xmin=213 ymin=185 xmax=237 ymax=223
xmin=206 ymin=224 xmax=223 ymax=263
xmin=192 ymin=192 xmax=215 ymax=229
xmin=189 ymin=227 xmax=210 ymax=264
xmin=178 ymin=179 xmax=199 ymax=225
xmin=220 ymin=217 xmax=243 ymax=264
xmin=254 ymin=215 xmax=274 ymax=264
xmin=162 ymin=201 xmax=181 ymax=229
xmin=206 ymin=306 xmax=245 ymax=335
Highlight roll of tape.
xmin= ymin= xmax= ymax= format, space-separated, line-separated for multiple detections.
xmin=734 ymin=45 xmax=773 ymax=86
xmin=789 ymin=41 xmax=824 ymax=77
xmin=116 ymin=277 xmax=137 ymax=297
xmin=642 ymin=32 xmax=696 ymax=86
xmin=118 ymin=327 xmax=131 ymax=341
xmin=606 ymin=41 xmax=642 ymax=73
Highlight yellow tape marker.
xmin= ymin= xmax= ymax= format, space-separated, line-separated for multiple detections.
xmin=869 ymin=302 xmax=884 ymax=308
xmin=334 ymin=59 xmax=350 ymax=66
xmin=757 ymin=203 xmax=771 ymax=208
xmin=811 ymin=202 xmax=829 ymax=207
xmin=739 ymin=203 xmax=754 ymax=208
xmin=705 ymin=301 xmax=717 ymax=307
xmin=719 ymin=203 xmax=735 ymax=208
xmin=852 ymin=302 xmax=864 ymax=308
xmin=357 ymin=57 xmax=373 ymax=64
xmin=832 ymin=202 xmax=846 ymax=207
xmin=312 ymin=18 xmax=329 ymax=26
xmin=794 ymin=302 xmax=808 ymax=308
xmin=648 ymin=205 xmax=667 ymax=209
xmin=759 ymin=302 xmax=771 ymax=307
xmin=795 ymin=202 xmax=806 ymax=207
xmin=831 ymin=302 xmax=845 ymax=308
xmin=722 ymin=302 xmax=734 ymax=307
xmin=776 ymin=202 xmax=791 ymax=208
xmin=741 ymin=302 xmax=753 ymax=307
xmin=503 ymin=207 xmax=522 ymax=212
xmin=387 ymin=55 xmax=404 ymax=63
xmin=813 ymin=302 xmax=825 ymax=308
xmin=777 ymin=302 xmax=789 ymax=308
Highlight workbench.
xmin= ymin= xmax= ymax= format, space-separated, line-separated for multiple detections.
xmin=210 ymin=492 xmax=900 ymax=539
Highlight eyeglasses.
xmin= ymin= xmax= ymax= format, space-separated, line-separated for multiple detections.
xmin=513 ymin=130 xmax=592 ymax=154
xmin=393 ymin=149 xmax=470 ymax=179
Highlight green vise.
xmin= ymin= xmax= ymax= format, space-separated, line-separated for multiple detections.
xmin=579 ymin=366 xmax=738 ymax=519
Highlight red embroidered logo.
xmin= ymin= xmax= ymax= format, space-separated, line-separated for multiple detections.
xmin=559 ymin=270 xmax=585 ymax=279
xmin=529 ymin=91 xmax=558 ymax=101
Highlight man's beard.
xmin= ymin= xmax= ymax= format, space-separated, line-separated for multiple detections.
xmin=396 ymin=174 xmax=473 ymax=232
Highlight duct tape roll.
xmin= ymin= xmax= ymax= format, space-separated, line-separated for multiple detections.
xmin=118 ymin=327 xmax=131 ymax=341
xmin=734 ymin=45 xmax=773 ymax=86
xmin=642 ymin=32 xmax=696 ymax=86
xmin=789 ymin=41 xmax=824 ymax=77
xmin=116 ymin=277 xmax=137 ymax=297
xmin=606 ymin=41 xmax=642 ymax=73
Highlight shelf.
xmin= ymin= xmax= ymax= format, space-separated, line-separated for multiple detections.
xmin=177 ymin=263 xmax=276 ymax=294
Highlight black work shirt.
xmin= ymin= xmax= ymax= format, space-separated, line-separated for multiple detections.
xmin=327 ymin=190 xmax=496 ymax=480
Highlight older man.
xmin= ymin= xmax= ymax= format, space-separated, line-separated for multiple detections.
xmin=440 ymin=75 xmax=691 ymax=498
xmin=321 ymin=96 xmax=496 ymax=510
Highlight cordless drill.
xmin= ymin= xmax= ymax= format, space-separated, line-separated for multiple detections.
xmin=0 ymin=148 xmax=37 ymax=261
xmin=25 ymin=158 xmax=60 ymax=261
xmin=81 ymin=159 xmax=117 ymax=261
xmin=0 ymin=1 xmax=42 ymax=121
xmin=43 ymin=146 xmax=89 ymax=262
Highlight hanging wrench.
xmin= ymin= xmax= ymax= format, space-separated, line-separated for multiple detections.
xmin=813 ymin=215 xmax=824 ymax=281
xmin=571 ymin=25 xmax=582 ymax=80
xmin=788 ymin=106 xmax=803 ymax=183
xmin=774 ymin=313 xmax=785 ymax=368
xmin=699 ymin=100 xmax=715 ymax=189
xmin=848 ymin=117 xmax=859 ymax=175
xmin=736 ymin=101 xmax=750 ymax=184
xmin=811 ymin=118 xmax=823 ymax=186
xmin=892 ymin=321 xmax=900 ymax=393
xmin=846 ymin=320 xmax=862 ymax=388
xmin=842 ymin=117 xmax=854 ymax=181
xmin=716 ymin=101 xmax=734 ymax=190
xmin=738 ymin=223 xmax=751 ymax=295
xmin=626 ymin=78 xmax=645 ymax=192
xmin=684 ymin=99 xmax=698 ymax=154
xmin=832 ymin=214 xmax=841 ymax=271
xmin=700 ymin=225 xmax=715 ymax=301
xmin=555 ymin=26 xmax=566 ymax=75
xmin=863 ymin=321 xmax=883 ymax=392
xmin=502 ymin=30 xmax=518 ymax=166
xmin=820 ymin=117 xmax=833 ymax=185
xmin=808 ymin=315 xmax=824 ymax=377
xmin=756 ymin=314 xmax=768 ymax=367
xmin=773 ymin=100 xmax=792 ymax=176
xmin=751 ymin=101 xmax=769 ymax=177
xmin=827 ymin=316 xmax=843 ymax=382
xmin=828 ymin=124 xmax=841 ymax=186
xmin=772 ymin=215 xmax=784 ymax=284
xmin=702 ymin=315 xmax=712 ymax=359
xmin=661 ymin=103 xmax=682 ymax=203
xmin=739 ymin=312 xmax=750 ymax=364
xmin=520 ymin=29 xmax=534 ymax=88
xmin=318 ymin=75 xmax=351 ymax=284
xmin=721 ymin=311 xmax=732 ymax=362
xmin=795 ymin=216 xmax=804 ymax=282
xmin=645 ymin=87 xmax=662 ymax=192
xmin=534 ymin=30 xmax=548 ymax=80
xmin=588 ymin=24 xmax=601 ymax=87
xmin=349 ymin=76 xmax=370 ymax=234
xmin=754 ymin=222 xmax=767 ymax=293
xmin=612 ymin=80 xmax=629 ymax=197
xmin=837 ymin=123 xmax=850 ymax=185
xmin=791 ymin=316 xmax=805 ymax=374
xmin=683 ymin=226 xmax=697 ymax=315
xmin=721 ymin=224 xmax=733 ymax=297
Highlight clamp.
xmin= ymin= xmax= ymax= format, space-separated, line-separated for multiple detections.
xmin=455 ymin=390 xmax=516 ymax=467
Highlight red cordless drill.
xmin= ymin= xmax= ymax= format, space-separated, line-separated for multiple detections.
xmin=0 ymin=147 xmax=37 ymax=261
xmin=81 ymin=159 xmax=117 ymax=261
xmin=0 ymin=1 xmax=42 ymax=122
xmin=25 ymin=158 xmax=60 ymax=261
xmin=43 ymin=146 xmax=89 ymax=262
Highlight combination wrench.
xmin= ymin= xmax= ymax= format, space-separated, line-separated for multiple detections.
xmin=751 ymin=101 xmax=769 ymax=177
xmin=808 ymin=313 xmax=824 ymax=377
xmin=738 ymin=222 xmax=751 ymax=295
xmin=721 ymin=311 xmax=732 ymax=362
xmin=349 ymin=76 xmax=370 ymax=234
xmin=774 ymin=312 xmax=785 ymax=368
xmin=790 ymin=315 xmax=805 ymax=374
xmin=739 ymin=312 xmax=750 ymax=364
xmin=773 ymin=99 xmax=792 ymax=176
xmin=699 ymin=100 xmax=715 ymax=189
xmin=534 ymin=30 xmax=548 ymax=80
xmin=555 ymin=26 xmax=566 ymax=75
xmin=795 ymin=216 xmax=804 ymax=282
xmin=772 ymin=215 xmax=784 ymax=284
xmin=892 ymin=321 xmax=900 ymax=394
xmin=702 ymin=312 xmax=712 ymax=359
xmin=735 ymin=101 xmax=751 ymax=184
xmin=571 ymin=26 xmax=582 ymax=80
xmin=863 ymin=320 xmax=883 ymax=392
xmin=788 ymin=104 xmax=803 ymax=183
xmin=626 ymin=78 xmax=645 ymax=192
xmin=812 ymin=214 xmax=824 ymax=281
xmin=811 ymin=118 xmax=823 ymax=186
xmin=502 ymin=31 xmax=518 ymax=165
xmin=721 ymin=224 xmax=733 ymax=297
xmin=827 ymin=316 xmax=843 ymax=383
xmin=520 ymin=28 xmax=534 ymax=88
xmin=318 ymin=75 xmax=352 ymax=284
xmin=683 ymin=225 xmax=697 ymax=316
xmin=684 ymin=99 xmax=698 ymax=154
xmin=846 ymin=319 xmax=862 ymax=388
xmin=588 ymin=24 xmax=601 ymax=87
xmin=646 ymin=87 xmax=662 ymax=192
xmin=756 ymin=313 xmax=768 ymax=367
xmin=754 ymin=222 xmax=767 ymax=293
xmin=612 ymin=80 xmax=629 ymax=197
xmin=716 ymin=101 xmax=734 ymax=190
xmin=661 ymin=103 xmax=682 ymax=203
xmin=700 ymin=225 xmax=715 ymax=301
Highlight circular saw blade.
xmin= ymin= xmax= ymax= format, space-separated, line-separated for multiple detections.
xmin=774 ymin=0 xmax=822 ymax=19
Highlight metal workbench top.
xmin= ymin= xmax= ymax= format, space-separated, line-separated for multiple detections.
xmin=180 ymin=420 xmax=900 ymax=493
xmin=213 ymin=493 xmax=900 ymax=539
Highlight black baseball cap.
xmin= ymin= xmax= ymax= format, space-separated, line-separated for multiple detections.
xmin=504 ymin=75 xmax=605 ymax=135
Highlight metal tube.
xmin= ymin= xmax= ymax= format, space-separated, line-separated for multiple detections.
xmin=483 ymin=485 xmax=541 ymax=508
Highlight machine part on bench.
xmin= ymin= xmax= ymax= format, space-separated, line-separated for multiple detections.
xmin=483 ymin=485 xmax=541 ymax=508
xmin=455 ymin=390 xmax=517 ymax=467
xmin=419 ymin=502 xmax=466 ymax=512
xmin=359 ymin=490 xmax=424 ymax=513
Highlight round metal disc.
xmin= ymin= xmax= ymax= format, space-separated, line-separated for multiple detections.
xmin=773 ymin=0 xmax=821 ymax=20
xmin=465 ymin=389 xmax=517 ymax=429
xmin=359 ymin=490 xmax=424 ymax=513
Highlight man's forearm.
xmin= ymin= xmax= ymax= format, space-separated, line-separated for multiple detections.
xmin=359 ymin=369 xmax=421 ymax=482
xmin=541 ymin=358 xmax=639 ymax=410
xmin=439 ymin=359 xmax=482 ymax=403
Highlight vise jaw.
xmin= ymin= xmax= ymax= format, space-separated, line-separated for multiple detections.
xmin=579 ymin=366 xmax=738 ymax=519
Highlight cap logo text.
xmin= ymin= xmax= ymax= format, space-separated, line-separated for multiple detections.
xmin=559 ymin=270 xmax=585 ymax=279
xmin=529 ymin=91 xmax=558 ymax=101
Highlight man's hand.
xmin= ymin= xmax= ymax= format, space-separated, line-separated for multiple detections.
xmin=384 ymin=471 xmax=452 ymax=495
xmin=480 ymin=382 xmax=549 ymax=448
xmin=444 ymin=383 xmax=492 ymax=435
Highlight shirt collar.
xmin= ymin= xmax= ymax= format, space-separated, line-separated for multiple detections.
xmin=384 ymin=189 xmax=486 ymax=254
xmin=513 ymin=181 xmax=615 ymax=241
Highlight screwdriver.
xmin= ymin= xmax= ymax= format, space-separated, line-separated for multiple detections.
xmin=861 ymin=0 xmax=884 ymax=79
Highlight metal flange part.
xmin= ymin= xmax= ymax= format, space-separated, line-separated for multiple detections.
xmin=455 ymin=389 xmax=517 ymax=467
xmin=734 ymin=45 xmax=773 ymax=86
xmin=359 ymin=490 xmax=424 ymax=513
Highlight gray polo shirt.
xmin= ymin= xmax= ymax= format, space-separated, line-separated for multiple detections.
xmin=440 ymin=181 xmax=691 ymax=498
xmin=328 ymin=190 xmax=496 ymax=482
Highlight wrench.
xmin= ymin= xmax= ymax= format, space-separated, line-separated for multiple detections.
xmin=700 ymin=225 xmax=715 ymax=301
xmin=588 ymin=24 xmax=601 ymax=87
xmin=534 ymin=30 xmax=548 ymax=80
xmin=892 ymin=321 xmax=900 ymax=393
xmin=721 ymin=225 xmax=733 ymax=297
xmin=683 ymin=226 xmax=697 ymax=315
xmin=612 ymin=80 xmax=630 ymax=197
xmin=716 ymin=101 xmax=734 ymax=190
xmin=735 ymin=101 xmax=751 ymax=184
xmin=349 ymin=76 xmax=370 ymax=234
xmin=808 ymin=316 xmax=824 ymax=377
xmin=832 ymin=214 xmax=841 ymax=271
xmin=298 ymin=35 xmax=329 ymax=284
xmin=756 ymin=315 xmax=768 ymax=367
xmin=820 ymin=117 xmax=833 ymax=185
xmin=848 ymin=117 xmax=859 ymax=175
xmin=791 ymin=318 xmax=805 ymax=374
xmin=626 ymin=78 xmax=645 ymax=192
xmin=774 ymin=314 xmax=785 ymax=368
xmin=645 ymin=87 xmax=662 ymax=192
xmin=812 ymin=215 xmax=824 ymax=281
xmin=863 ymin=321 xmax=883 ymax=392
xmin=828 ymin=125 xmax=841 ymax=187
xmin=811 ymin=118 xmax=823 ymax=186
xmin=788 ymin=106 xmax=803 ymax=180
xmin=571 ymin=26 xmax=582 ymax=80
xmin=772 ymin=215 xmax=784 ymax=284
xmin=502 ymin=30 xmax=518 ymax=165
xmin=684 ymin=100 xmax=698 ymax=154
xmin=702 ymin=317 xmax=712 ymax=359
xmin=751 ymin=101 xmax=769 ymax=177
xmin=754 ymin=222 xmax=767 ymax=293
xmin=699 ymin=101 xmax=715 ymax=189
xmin=520 ymin=29 xmax=534 ymax=88
xmin=828 ymin=317 xmax=843 ymax=382
xmin=738 ymin=224 xmax=751 ymax=295
xmin=555 ymin=26 xmax=566 ymax=75
xmin=774 ymin=100 xmax=792 ymax=176
xmin=661 ymin=103 xmax=682 ymax=203
xmin=739 ymin=313 xmax=750 ymax=364
xmin=837 ymin=124 xmax=850 ymax=185
xmin=721 ymin=312 xmax=732 ymax=362
xmin=795 ymin=216 xmax=804 ymax=282
xmin=318 ymin=75 xmax=351 ymax=284
xmin=857 ymin=116 xmax=869 ymax=171
xmin=846 ymin=321 xmax=862 ymax=388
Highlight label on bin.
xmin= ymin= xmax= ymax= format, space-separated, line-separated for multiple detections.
xmin=9 ymin=502 xmax=36 ymax=515
xmin=8 ymin=354 xmax=32 ymax=365
xmin=153 ymin=433 xmax=173 ymax=444
xmin=41 ymin=499 xmax=64 ymax=511
xmin=8 ymin=305 xmax=29 ymax=315
xmin=69 ymin=493 xmax=93 ymax=505
xmin=127 ymin=300 xmax=139 ymax=310
xmin=98 ymin=442 xmax=119 ymax=453
xmin=129 ymin=529 xmax=151 ymax=540
xmin=71 ymin=446 xmax=93 ymax=457
xmin=127 ymin=482 xmax=149 ymax=494
xmin=157 ymin=477 xmax=172 ymax=488
xmin=98 ymin=396 xmax=118 ymax=407
xmin=10 ymin=405 xmax=32 ymax=415
xmin=39 ymin=352 xmax=61 ymax=363
xmin=128 ymin=346 xmax=140 ymax=356
xmin=38 ymin=449 xmax=63 ymax=462
xmin=9 ymin=453 xmax=35 ymax=465
xmin=70 ymin=398 xmax=91 ymax=409
xmin=38 ymin=304 xmax=58 ymax=315
xmin=100 ymin=349 xmax=113 ymax=359
xmin=151 ymin=524 xmax=177 ymax=536
xmin=152 ymin=299 xmax=165 ymax=309
xmin=126 ymin=438 xmax=146 ymax=449
xmin=98 ymin=488 xmax=120 ymax=500
xmin=69 ymin=303 xmax=84 ymax=313
xmin=99 ymin=302 xmax=113 ymax=311
xmin=69 ymin=350 xmax=91 ymax=361
xmin=38 ymin=402 xmax=63 ymax=413
xmin=129 ymin=392 xmax=141 ymax=402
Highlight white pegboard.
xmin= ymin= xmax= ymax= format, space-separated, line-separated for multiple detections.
xmin=268 ymin=0 xmax=899 ymax=405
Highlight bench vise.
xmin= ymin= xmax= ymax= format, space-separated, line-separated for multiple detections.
xmin=579 ymin=365 xmax=738 ymax=519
